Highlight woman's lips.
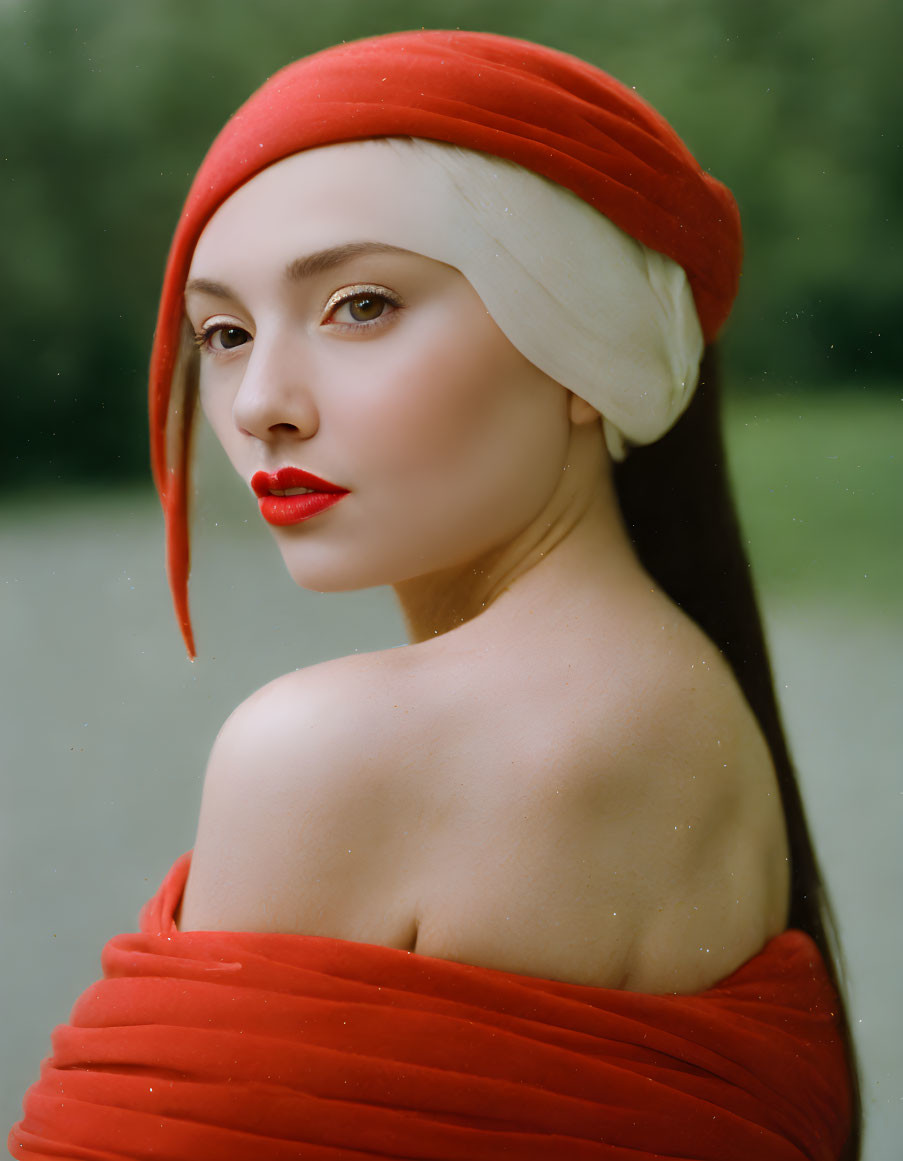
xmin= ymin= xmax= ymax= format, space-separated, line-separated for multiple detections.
xmin=250 ymin=467 xmax=349 ymax=527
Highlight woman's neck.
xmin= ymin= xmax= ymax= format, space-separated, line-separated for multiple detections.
xmin=393 ymin=426 xmax=647 ymax=644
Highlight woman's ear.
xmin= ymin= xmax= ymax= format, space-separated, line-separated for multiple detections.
xmin=567 ymin=392 xmax=601 ymax=425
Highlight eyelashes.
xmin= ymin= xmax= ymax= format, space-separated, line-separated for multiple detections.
xmin=192 ymin=284 xmax=402 ymax=354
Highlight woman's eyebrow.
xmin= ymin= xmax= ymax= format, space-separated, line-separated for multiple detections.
xmin=284 ymin=241 xmax=409 ymax=282
xmin=184 ymin=277 xmax=234 ymax=299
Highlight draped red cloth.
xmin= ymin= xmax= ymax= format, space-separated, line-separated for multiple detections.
xmin=10 ymin=854 xmax=851 ymax=1160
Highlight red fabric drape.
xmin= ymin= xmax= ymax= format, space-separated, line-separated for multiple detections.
xmin=10 ymin=854 xmax=851 ymax=1160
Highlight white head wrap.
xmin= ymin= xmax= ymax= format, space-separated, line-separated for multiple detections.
xmin=333 ymin=138 xmax=705 ymax=459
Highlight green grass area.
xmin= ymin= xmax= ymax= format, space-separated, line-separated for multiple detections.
xmin=724 ymin=389 xmax=900 ymax=607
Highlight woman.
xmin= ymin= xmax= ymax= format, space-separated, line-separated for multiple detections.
xmin=10 ymin=29 xmax=857 ymax=1160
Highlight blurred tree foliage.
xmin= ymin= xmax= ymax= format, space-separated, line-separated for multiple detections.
xmin=2 ymin=0 xmax=899 ymax=487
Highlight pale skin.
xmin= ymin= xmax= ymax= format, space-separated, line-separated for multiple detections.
xmin=178 ymin=147 xmax=790 ymax=994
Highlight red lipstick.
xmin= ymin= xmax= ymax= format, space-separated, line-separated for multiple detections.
xmin=250 ymin=467 xmax=349 ymax=527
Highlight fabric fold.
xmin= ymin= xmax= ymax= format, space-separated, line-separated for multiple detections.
xmin=10 ymin=854 xmax=851 ymax=1160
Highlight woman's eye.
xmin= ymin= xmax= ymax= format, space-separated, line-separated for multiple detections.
xmin=340 ymin=294 xmax=387 ymax=323
xmin=215 ymin=326 xmax=250 ymax=349
xmin=194 ymin=324 xmax=251 ymax=352
xmin=323 ymin=285 xmax=400 ymax=329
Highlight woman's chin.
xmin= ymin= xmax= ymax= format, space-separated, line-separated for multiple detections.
xmin=277 ymin=550 xmax=392 ymax=595
xmin=278 ymin=546 xmax=454 ymax=597
xmin=283 ymin=565 xmax=374 ymax=595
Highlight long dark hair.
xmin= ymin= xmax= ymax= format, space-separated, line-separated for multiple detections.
xmin=613 ymin=347 xmax=861 ymax=1159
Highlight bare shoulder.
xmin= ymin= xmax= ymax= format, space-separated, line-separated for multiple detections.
xmin=205 ymin=650 xmax=409 ymax=774
xmin=178 ymin=649 xmax=427 ymax=933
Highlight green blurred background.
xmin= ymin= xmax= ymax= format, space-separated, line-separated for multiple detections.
xmin=1 ymin=0 xmax=899 ymax=603
xmin=2 ymin=0 xmax=900 ymax=1154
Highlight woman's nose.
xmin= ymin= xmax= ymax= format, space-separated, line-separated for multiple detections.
xmin=232 ymin=336 xmax=319 ymax=442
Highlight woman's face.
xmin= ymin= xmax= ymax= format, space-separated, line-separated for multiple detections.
xmin=185 ymin=145 xmax=577 ymax=594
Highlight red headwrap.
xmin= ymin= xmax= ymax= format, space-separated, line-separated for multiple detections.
xmin=149 ymin=29 xmax=742 ymax=658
